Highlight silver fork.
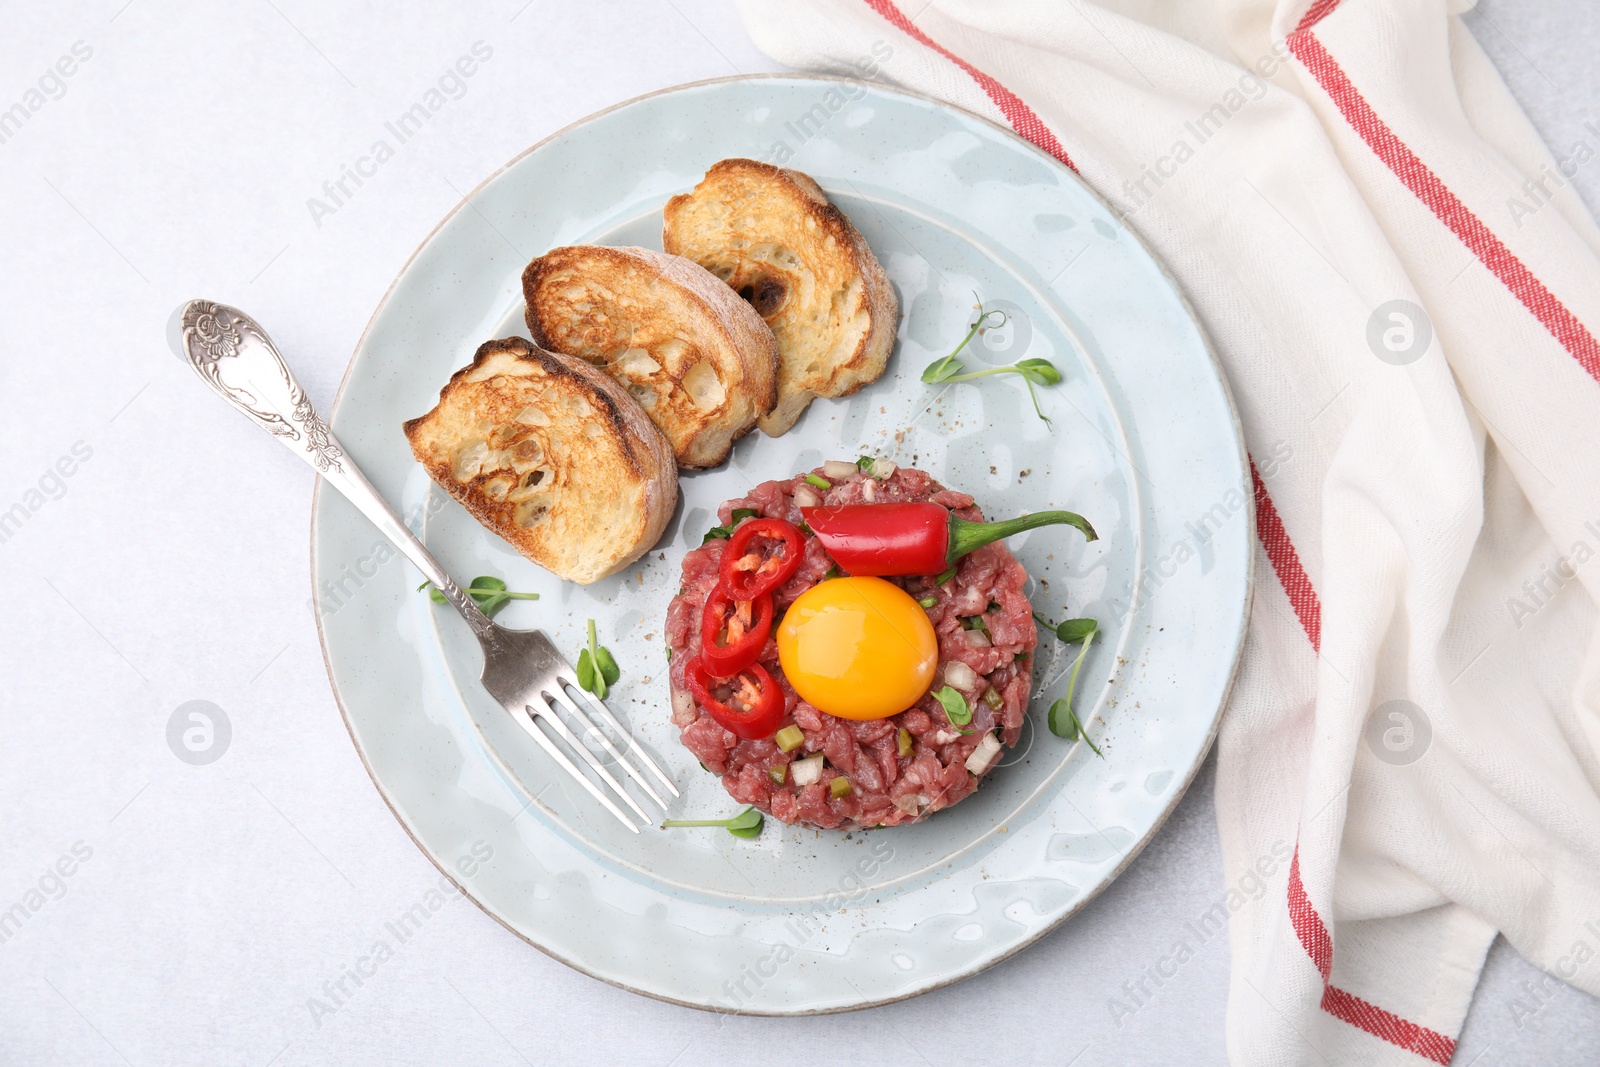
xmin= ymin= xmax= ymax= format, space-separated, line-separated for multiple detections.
xmin=171 ymin=299 xmax=678 ymax=833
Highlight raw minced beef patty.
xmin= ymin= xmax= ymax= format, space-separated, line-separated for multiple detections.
xmin=664 ymin=465 xmax=1036 ymax=829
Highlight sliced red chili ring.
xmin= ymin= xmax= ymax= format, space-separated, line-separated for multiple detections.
xmin=719 ymin=517 xmax=805 ymax=600
xmin=699 ymin=587 xmax=773 ymax=677
xmin=685 ymin=655 xmax=786 ymax=740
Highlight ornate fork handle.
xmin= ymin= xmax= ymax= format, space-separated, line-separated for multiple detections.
xmin=175 ymin=300 xmax=498 ymax=643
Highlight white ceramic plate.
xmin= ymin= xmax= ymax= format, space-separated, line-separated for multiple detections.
xmin=312 ymin=75 xmax=1251 ymax=1014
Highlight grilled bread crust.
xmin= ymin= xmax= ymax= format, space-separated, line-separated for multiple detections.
xmin=522 ymin=245 xmax=778 ymax=470
xmin=662 ymin=158 xmax=899 ymax=437
xmin=402 ymin=337 xmax=677 ymax=585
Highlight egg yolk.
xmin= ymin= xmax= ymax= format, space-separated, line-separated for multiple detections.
xmin=776 ymin=576 xmax=938 ymax=720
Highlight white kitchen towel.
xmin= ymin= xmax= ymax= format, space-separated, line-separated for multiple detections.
xmin=734 ymin=1 xmax=1600 ymax=1063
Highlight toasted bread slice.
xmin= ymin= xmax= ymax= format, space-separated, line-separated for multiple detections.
xmin=663 ymin=159 xmax=899 ymax=437
xmin=522 ymin=246 xmax=777 ymax=470
xmin=402 ymin=337 xmax=677 ymax=585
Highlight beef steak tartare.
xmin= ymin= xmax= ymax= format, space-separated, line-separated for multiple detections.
xmin=665 ymin=464 xmax=1037 ymax=829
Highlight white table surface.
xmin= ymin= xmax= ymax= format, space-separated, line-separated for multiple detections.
xmin=1 ymin=2 xmax=1595 ymax=1064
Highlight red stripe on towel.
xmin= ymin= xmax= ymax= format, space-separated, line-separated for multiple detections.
xmin=861 ymin=0 xmax=1078 ymax=173
xmin=1289 ymin=28 xmax=1600 ymax=382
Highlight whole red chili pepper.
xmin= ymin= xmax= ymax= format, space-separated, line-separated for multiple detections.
xmin=685 ymin=655 xmax=786 ymax=739
xmin=699 ymin=587 xmax=774 ymax=677
xmin=800 ymin=501 xmax=1096 ymax=578
xmin=718 ymin=517 xmax=805 ymax=600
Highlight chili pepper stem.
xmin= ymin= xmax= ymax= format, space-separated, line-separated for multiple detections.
xmin=947 ymin=510 xmax=1096 ymax=564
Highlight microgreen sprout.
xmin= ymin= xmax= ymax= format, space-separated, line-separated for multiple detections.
xmin=417 ymin=575 xmax=538 ymax=618
xmin=576 ymin=618 xmax=620 ymax=699
xmin=1034 ymin=614 xmax=1100 ymax=644
xmin=662 ymin=806 xmax=764 ymax=839
xmin=922 ymin=297 xmax=1061 ymax=423
xmin=1043 ymin=618 xmax=1102 ymax=754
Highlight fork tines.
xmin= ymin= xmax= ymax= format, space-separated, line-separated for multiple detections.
xmin=520 ymin=671 xmax=680 ymax=834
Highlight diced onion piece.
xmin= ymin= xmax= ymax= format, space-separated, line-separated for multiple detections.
xmin=671 ymin=688 xmax=697 ymax=726
xmin=965 ymin=733 xmax=1003 ymax=775
xmin=943 ymin=661 xmax=979 ymax=691
xmin=933 ymin=729 xmax=961 ymax=745
xmin=774 ymin=724 xmax=806 ymax=752
xmin=893 ymin=794 xmax=923 ymax=815
xmin=822 ymin=460 xmax=859 ymax=480
xmin=962 ymin=627 xmax=992 ymax=648
xmin=897 ymin=727 xmax=913 ymax=757
xmin=768 ymin=766 xmax=786 ymax=784
xmin=793 ymin=485 xmax=821 ymax=508
xmin=862 ymin=479 xmax=877 ymax=502
xmin=790 ymin=753 xmax=825 ymax=787
xmin=829 ymin=776 xmax=852 ymax=799
xmin=869 ymin=458 xmax=897 ymax=480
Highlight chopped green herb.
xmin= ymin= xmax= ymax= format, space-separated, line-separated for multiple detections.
xmin=935 ymin=565 xmax=958 ymax=585
xmin=703 ymin=507 xmax=763 ymax=544
xmin=823 ymin=563 xmax=842 ymax=580
xmin=960 ymin=614 xmax=991 ymax=638
xmin=917 ymin=596 xmax=939 ymax=609
xmin=576 ymin=618 xmax=620 ymax=699
xmin=805 ymin=472 xmax=832 ymax=490
xmin=921 ymin=297 xmax=1062 ymax=423
xmin=662 ymin=806 xmax=764 ymax=839
xmin=417 ymin=575 xmax=539 ymax=619
xmin=853 ymin=455 xmax=896 ymax=480
xmin=933 ymin=685 xmax=972 ymax=726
